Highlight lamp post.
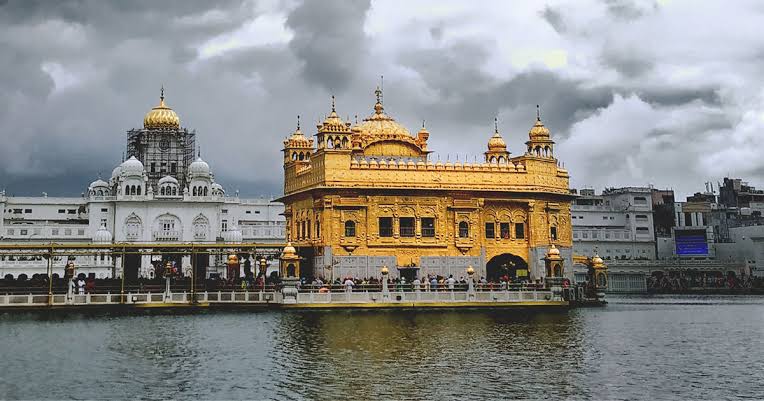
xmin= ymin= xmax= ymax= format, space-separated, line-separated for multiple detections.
xmin=45 ymin=244 xmax=53 ymax=306
xmin=259 ymin=258 xmax=267 ymax=290
xmin=467 ymin=265 xmax=475 ymax=299
xmin=65 ymin=261 xmax=76 ymax=302
xmin=164 ymin=261 xmax=173 ymax=302
xmin=381 ymin=265 xmax=389 ymax=299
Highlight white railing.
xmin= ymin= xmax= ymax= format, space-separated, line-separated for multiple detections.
xmin=153 ymin=230 xmax=182 ymax=241
xmin=0 ymin=289 xmax=562 ymax=307
xmin=296 ymin=289 xmax=559 ymax=304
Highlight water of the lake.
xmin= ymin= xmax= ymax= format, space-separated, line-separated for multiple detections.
xmin=1 ymin=296 xmax=762 ymax=400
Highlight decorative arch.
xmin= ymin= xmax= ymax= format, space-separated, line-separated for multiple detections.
xmin=193 ymin=213 xmax=209 ymax=240
xmin=153 ymin=213 xmax=182 ymax=241
xmin=458 ymin=221 xmax=470 ymax=238
xmin=486 ymin=253 xmax=529 ymax=281
xmin=124 ymin=213 xmax=142 ymax=240
xmin=344 ymin=220 xmax=356 ymax=237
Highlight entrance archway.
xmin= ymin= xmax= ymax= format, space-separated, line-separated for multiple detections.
xmin=486 ymin=253 xmax=529 ymax=282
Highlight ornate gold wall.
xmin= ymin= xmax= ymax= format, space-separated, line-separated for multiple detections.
xmin=278 ymin=91 xmax=574 ymax=280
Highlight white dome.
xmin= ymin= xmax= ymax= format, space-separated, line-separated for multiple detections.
xmin=89 ymin=179 xmax=109 ymax=189
xmin=158 ymin=175 xmax=178 ymax=186
xmin=223 ymin=225 xmax=242 ymax=243
xmin=188 ymin=157 xmax=210 ymax=176
xmin=92 ymin=225 xmax=113 ymax=244
xmin=210 ymin=182 xmax=224 ymax=194
xmin=111 ymin=165 xmax=122 ymax=180
xmin=120 ymin=156 xmax=145 ymax=176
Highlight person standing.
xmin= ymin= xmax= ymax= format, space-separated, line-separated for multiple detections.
xmin=344 ymin=277 xmax=354 ymax=293
xmin=446 ymin=275 xmax=456 ymax=291
xmin=77 ymin=277 xmax=85 ymax=295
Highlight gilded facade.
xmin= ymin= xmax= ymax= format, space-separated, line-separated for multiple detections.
xmin=278 ymin=89 xmax=574 ymax=281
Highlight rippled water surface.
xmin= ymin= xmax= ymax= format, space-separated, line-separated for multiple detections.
xmin=1 ymin=296 xmax=763 ymax=400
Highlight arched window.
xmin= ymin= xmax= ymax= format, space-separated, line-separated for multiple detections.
xmin=458 ymin=221 xmax=469 ymax=238
xmin=344 ymin=220 xmax=356 ymax=237
xmin=292 ymin=152 xmax=297 ymax=160
xmin=341 ymin=137 xmax=349 ymax=149
xmin=192 ymin=187 xmax=197 ymax=196
xmin=498 ymin=156 xmax=505 ymax=164
xmin=490 ymin=156 xmax=496 ymax=163
xmin=131 ymin=185 xmax=137 ymax=195
xmin=137 ymin=186 xmax=141 ymax=195
xmin=298 ymin=152 xmax=304 ymax=161
xmin=327 ymin=138 xmax=334 ymax=148
xmin=172 ymin=187 xmax=177 ymax=196
xmin=203 ymin=187 xmax=208 ymax=196
xmin=160 ymin=187 xmax=166 ymax=196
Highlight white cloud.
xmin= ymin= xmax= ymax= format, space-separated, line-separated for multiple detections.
xmin=196 ymin=13 xmax=293 ymax=60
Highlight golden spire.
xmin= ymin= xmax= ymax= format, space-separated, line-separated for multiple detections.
xmin=494 ymin=117 xmax=499 ymax=133
xmin=331 ymin=95 xmax=336 ymax=112
xmin=297 ymin=114 xmax=301 ymax=131
xmin=536 ymin=104 xmax=541 ymax=121
xmin=374 ymin=86 xmax=383 ymax=114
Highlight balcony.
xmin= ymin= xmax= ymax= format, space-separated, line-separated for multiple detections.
xmin=153 ymin=230 xmax=181 ymax=241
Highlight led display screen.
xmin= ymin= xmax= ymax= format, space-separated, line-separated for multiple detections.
xmin=675 ymin=229 xmax=709 ymax=255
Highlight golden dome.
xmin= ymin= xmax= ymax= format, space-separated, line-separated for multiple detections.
xmin=466 ymin=265 xmax=475 ymax=275
xmin=488 ymin=133 xmax=506 ymax=150
xmin=592 ymin=254 xmax=605 ymax=267
xmin=488 ymin=118 xmax=507 ymax=150
xmin=144 ymin=88 xmax=180 ymax=130
xmin=281 ymin=242 xmax=298 ymax=259
xmin=318 ymin=96 xmax=351 ymax=133
xmin=546 ymin=244 xmax=561 ymax=257
xmin=381 ymin=265 xmax=389 ymax=275
xmin=529 ymin=118 xmax=550 ymax=139
xmin=353 ymin=87 xmax=412 ymax=138
xmin=285 ymin=116 xmax=312 ymax=148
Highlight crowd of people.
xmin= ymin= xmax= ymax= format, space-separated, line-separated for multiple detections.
xmin=301 ymin=274 xmax=546 ymax=293
xmin=647 ymin=272 xmax=754 ymax=291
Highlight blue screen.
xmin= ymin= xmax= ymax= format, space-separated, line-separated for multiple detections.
xmin=676 ymin=230 xmax=708 ymax=255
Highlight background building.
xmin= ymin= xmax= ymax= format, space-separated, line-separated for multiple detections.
xmin=571 ymin=187 xmax=656 ymax=261
xmin=0 ymin=91 xmax=285 ymax=280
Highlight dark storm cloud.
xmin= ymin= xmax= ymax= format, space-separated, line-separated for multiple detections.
xmin=1 ymin=0 xmax=763 ymax=198
xmin=603 ymin=0 xmax=655 ymax=20
xmin=541 ymin=6 xmax=566 ymax=34
xmin=286 ymin=0 xmax=371 ymax=92
xmin=637 ymin=87 xmax=723 ymax=108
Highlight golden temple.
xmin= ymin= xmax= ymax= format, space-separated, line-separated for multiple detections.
xmin=278 ymin=88 xmax=574 ymax=282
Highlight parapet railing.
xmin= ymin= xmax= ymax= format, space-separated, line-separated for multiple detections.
xmin=0 ymin=289 xmax=281 ymax=307
xmin=0 ymin=287 xmax=563 ymax=307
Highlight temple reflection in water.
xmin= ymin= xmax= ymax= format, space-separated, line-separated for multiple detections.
xmin=278 ymin=88 xmax=574 ymax=282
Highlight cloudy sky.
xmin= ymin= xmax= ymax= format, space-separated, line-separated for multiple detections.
xmin=1 ymin=0 xmax=763 ymax=198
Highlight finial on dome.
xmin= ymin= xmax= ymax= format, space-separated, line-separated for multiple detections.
xmin=354 ymin=114 xmax=358 ymax=124
xmin=422 ymin=120 xmax=426 ymax=129
xmin=198 ymin=146 xmax=201 ymax=158
xmin=494 ymin=117 xmax=499 ymax=133
xmin=536 ymin=104 xmax=541 ymax=121
xmin=375 ymin=86 xmax=382 ymax=104
xmin=331 ymin=95 xmax=336 ymax=112
xmin=160 ymin=85 xmax=165 ymax=102
xmin=297 ymin=114 xmax=301 ymax=130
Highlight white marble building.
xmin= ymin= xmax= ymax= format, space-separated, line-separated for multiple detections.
xmin=0 ymin=90 xmax=285 ymax=279
xmin=571 ymin=187 xmax=656 ymax=261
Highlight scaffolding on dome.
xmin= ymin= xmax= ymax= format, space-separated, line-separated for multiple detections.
xmin=126 ymin=128 xmax=196 ymax=191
